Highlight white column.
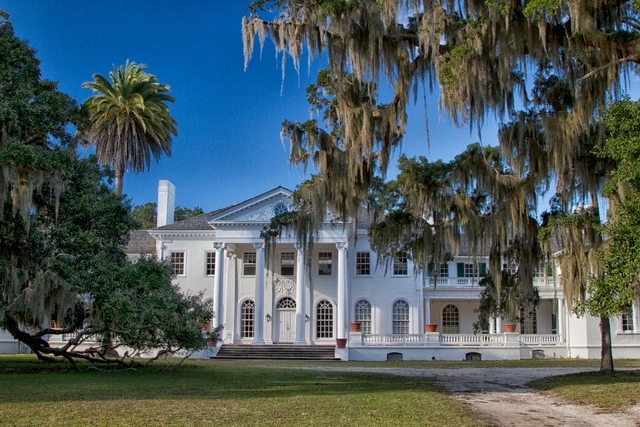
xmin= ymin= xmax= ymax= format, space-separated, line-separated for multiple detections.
xmin=252 ymin=242 xmax=266 ymax=345
xmin=336 ymin=242 xmax=349 ymax=340
xmin=294 ymin=244 xmax=307 ymax=345
xmin=634 ymin=300 xmax=639 ymax=333
xmin=496 ymin=315 xmax=503 ymax=334
xmin=212 ymin=243 xmax=225 ymax=330
xmin=489 ymin=315 xmax=496 ymax=334
xmin=557 ymin=298 xmax=565 ymax=341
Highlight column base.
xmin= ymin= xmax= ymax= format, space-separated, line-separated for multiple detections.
xmin=293 ymin=339 xmax=308 ymax=346
xmin=251 ymin=338 xmax=266 ymax=345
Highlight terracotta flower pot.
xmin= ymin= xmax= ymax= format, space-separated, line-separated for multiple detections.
xmin=207 ymin=339 xmax=218 ymax=347
xmin=504 ymin=323 xmax=516 ymax=333
xmin=425 ymin=323 xmax=438 ymax=333
xmin=336 ymin=338 xmax=348 ymax=348
xmin=350 ymin=322 xmax=361 ymax=332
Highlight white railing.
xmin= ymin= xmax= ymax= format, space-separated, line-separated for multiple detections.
xmin=519 ymin=334 xmax=559 ymax=345
xmin=427 ymin=276 xmax=557 ymax=289
xmin=440 ymin=334 xmax=506 ymax=346
xmin=363 ymin=334 xmax=427 ymax=345
xmin=358 ymin=333 xmax=562 ymax=347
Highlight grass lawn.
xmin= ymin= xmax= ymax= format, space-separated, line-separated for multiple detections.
xmin=532 ymin=369 xmax=640 ymax=411
xmin=0 ymin=356 xmax=486 ymax=427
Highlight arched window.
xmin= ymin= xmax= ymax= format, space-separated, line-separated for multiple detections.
xmin=442 ymin=304 xmax=459 ymax=334
xmin=354 ymin=300 xmax=372 ymax=334
xmin=520 ymin=308 xmax=537 ymax=334
xmin=241 ymin=300 xmax=255 ymax=338
xmin=392 ymin=300 xmax=409 ymax=334
xmin=316 ymin=299 xmax=334 ymax=338
xmin=277 ymin=297 xmax=296 ymax=309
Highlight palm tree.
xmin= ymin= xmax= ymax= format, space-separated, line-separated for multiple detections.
xmin=81 ymin=61 xmax=177 ymax=195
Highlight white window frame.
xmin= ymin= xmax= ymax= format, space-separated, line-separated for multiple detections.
xmin=316 ymin=299 xmax=334 ymax=338
xmin=355 ymin=252 xmax=371 ymax=276
xmin=442 ymin=304 xmax=459 ymax=334
xmin=318 ymin=252 xmax=333 ymax=276
xmin=280 ymin=252 xmax=295 ymax=276
xmin=354 ymin=300 xmax=372 ymax=334
xmin=170 ymin=251 xmax=186 ymax=276
xmin=392 ymin=300 xmax=410 ymax=334
xmin=243 ymin=251 xmax=256 ymax=276
xmin=393 ymin=254 xmax=408 ymax=276
xmin=205 ymin=251 xmax=216 ymax=276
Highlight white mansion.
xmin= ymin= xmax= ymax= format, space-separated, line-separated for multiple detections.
xmin=131 ymin=180 xmax=640 ymax=361
xmin=2 ymin=180 xmax=638 ymax=360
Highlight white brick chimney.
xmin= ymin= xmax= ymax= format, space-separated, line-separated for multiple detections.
xmin=157 ymin=180 xmax=175 ymax=227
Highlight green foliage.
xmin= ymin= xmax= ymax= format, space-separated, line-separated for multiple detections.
xmin=0 ymin=11 xmax=208 ymax=369
xmin=174 ymin=205 xmax=204 ymax=222
xmin=81 ymin=60 xmax=177 ymax=195
xmin=131 ymin=203 xmax=205 ymax=229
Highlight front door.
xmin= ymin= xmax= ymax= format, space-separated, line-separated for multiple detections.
xmin=276 ymin=310 xmax=296 ymax=343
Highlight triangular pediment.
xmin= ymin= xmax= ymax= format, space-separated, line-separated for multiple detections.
xmin=208 ymin=187 xmax=294 ymax=225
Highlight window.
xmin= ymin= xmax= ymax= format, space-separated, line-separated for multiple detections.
xmin=457 ymin=262 xmax=487 ymax=277
xmin=280 ymin=252 xmax=295 ymax=276
xmin=622 ymin=312 xmax=634 ymax=332
xmin=439 ymin=264 xmax=449 ymax=277
xmin=243 ymin=252 xmax=256 ymax=276
xmin=170 ymin=252 xmax=185 ymax=275
xmin=502 ymin=263 xmax=517 ymax=275
xmin=442 ymin=304 xmax=459 ymax=334
xmin=520 ymin=308 xmax=537 ymax=334
xmin=316 ymin=299 xmax=334 ymax=338
xmin=393 ymin=253 xmax=408 ymax=276
xmin=355 ymin=300 xmax=372 ymax=334
xmin=392 ymin=300 xmax=409 ymax=334
xmin=356 ymin=252 xmax=371 ymax=275
xmin=318 ymin=252 xmax=332 ymax=276
xmin=241 ymin=300 xmax=255 ymax=338
xmin=464 ymin=263 xmax=477 ymax=277
xmin=206 ymin=252 xmax=216 ymax=276
xmin=277 ymin=297 xmax=296 ymax=309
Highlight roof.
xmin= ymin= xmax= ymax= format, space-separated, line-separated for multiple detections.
xmin=124 ymin=230 xmax=156 ymax=255
xmin=152 ymin=206 xmax=232 ymax=231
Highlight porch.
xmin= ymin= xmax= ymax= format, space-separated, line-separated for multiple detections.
xmin=340 ymin=331 xmax=568 ymax=361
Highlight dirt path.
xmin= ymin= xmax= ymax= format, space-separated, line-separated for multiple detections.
xmin=291 ymin=366 xmax=640 ymax=426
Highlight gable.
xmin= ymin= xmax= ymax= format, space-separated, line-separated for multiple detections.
xmin=209 ymin=187 xmax=294 ymax=226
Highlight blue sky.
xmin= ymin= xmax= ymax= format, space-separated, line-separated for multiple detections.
xmin=1 ymin=0 xmax=499 ymax=212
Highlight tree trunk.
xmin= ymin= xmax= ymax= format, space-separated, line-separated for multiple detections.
xmin=599 ymin=315 xmax=614 ymax=373
xmin=114 ymin=157 xmax=125 ymax=196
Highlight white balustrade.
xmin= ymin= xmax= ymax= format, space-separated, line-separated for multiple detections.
xmin=519 ymin=334 xmax=559 ymax=345
xmin=358 ymin=332 xmax=562 ymax=347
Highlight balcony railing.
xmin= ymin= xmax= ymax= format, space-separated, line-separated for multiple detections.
xmin=426 ymin=277 xmax=556 ymax=289
xmin=358 ymin=332 xmax=562 ymax=347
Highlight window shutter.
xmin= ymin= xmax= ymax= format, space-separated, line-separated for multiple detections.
xmin=547 ymin=264 xmax=553 ymax=277
xmin=457 ymin=263 xmax=465 ymax=277
xmin=480 ymin=263 xmax=487 ymax=277
xmin=428 ymin=262 xmax=434 ymax=274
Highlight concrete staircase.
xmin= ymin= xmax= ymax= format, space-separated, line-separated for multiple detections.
xmin=214 ymin=344 xmax=339 ymax=361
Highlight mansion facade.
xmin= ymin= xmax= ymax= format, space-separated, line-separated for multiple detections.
xmin=3 ymin=180 xmax=637 ymax=360
xmin=125 ymin=180 xmax=640 ymax=361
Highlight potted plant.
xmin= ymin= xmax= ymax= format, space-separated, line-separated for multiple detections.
xmin=350 ymin=321 xmax=361 ymax=332
xmin=425 ymin=323 xmax=438 ymax=333
xmin=206 ymin=324 xmax=224 ymax=347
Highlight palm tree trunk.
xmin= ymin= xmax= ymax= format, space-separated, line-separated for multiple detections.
xmin=114 ymin=157 xmax=125 ymax=196
xmin=600 ymin=315 xmax=614 ymax=373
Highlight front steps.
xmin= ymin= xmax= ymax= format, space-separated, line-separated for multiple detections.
xmin=214 ymin=344 xmax=339 ymax=361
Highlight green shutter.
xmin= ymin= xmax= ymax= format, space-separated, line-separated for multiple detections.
xmin=428 ymin=262 xmax=434 ymax=274
xmin=457 ymin=263 xmax=465 ymax=277
xmin=547 ymin=264 xmax=553 ymax=277
xmin=480 ymin=263 xmax=487 ymax=277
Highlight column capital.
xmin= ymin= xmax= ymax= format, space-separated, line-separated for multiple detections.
xmin=253 ymin=241 xmax=264 ymax=250
xmin=336 ymin=241 xmax=349 ymax=251
xmin=213 ymin=242 xmax=226 ymax=251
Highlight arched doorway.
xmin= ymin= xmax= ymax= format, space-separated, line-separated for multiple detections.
xmin=275 ymin=297 xmax=296 ymax=343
